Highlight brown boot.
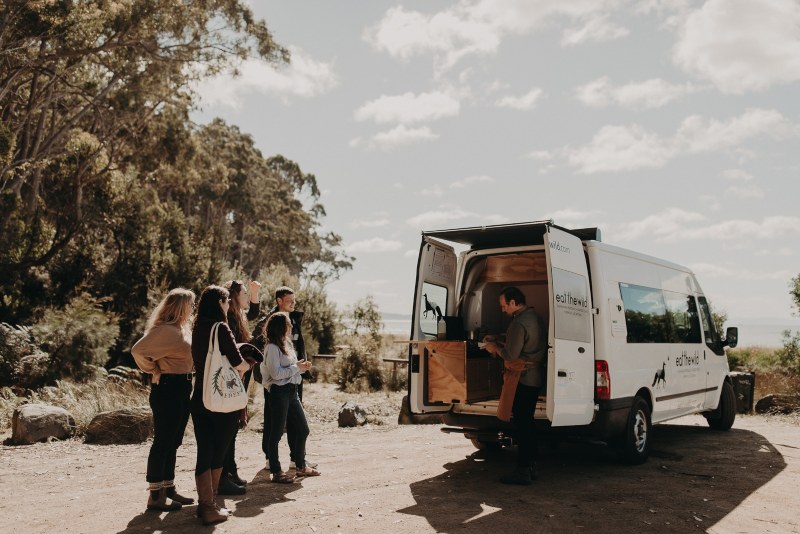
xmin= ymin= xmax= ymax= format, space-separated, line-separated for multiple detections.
xmin=146 ymin=485 xmax=182 ymax=512
xmin=195 ymin=470 xmax=227 ymax=526
xmin=210 ymin=468 xmax=231 ymax=515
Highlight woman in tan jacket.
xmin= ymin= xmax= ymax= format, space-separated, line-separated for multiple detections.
xmin=131 ymin=288 xmax=196 ymax=512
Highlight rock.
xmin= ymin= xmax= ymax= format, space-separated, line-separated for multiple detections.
xmin=755 ymin=394 xmax=800 ymax=415
xmin=397 ymin=395 xmax=443 ymax=425
xmin=107 ymin=366 xmax=143 ymax=383
xmin=338 ymin=401 xmax=367 ymax=427
xmin=11 ymin=404 xmax=76 ymax=445
xmin=85 ymin=406 xmax=152 ymax=444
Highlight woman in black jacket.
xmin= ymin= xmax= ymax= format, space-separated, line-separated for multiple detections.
xmin=190 ymin=285 xmax=252 ymax=526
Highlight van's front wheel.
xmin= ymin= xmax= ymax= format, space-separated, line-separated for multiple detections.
xmin=620 ymin=396 xmax=651 ymax=464
xmin=704 ymin=380 xmax=736 ymax=430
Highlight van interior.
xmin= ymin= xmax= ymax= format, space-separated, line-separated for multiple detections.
xmin=419 ymin=249 xmax=551 ymax=416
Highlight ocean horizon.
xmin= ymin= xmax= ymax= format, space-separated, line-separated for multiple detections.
xmin=373 ymin=315 xmax=800 ymax=348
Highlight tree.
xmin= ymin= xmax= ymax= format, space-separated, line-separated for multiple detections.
xmin=790 ymin=274 xmax=800 ymax=316
xmin=349 ymin=296 xmax=383 ymax=341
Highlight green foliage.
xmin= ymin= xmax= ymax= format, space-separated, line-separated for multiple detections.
xmin=334 ymin=338 xmax=385 ymax=393
xmin=0 ymin=321 xmax=52 ymax=390
xmin=31 ymin=294 xmax=120 ymax=382
xmin=791 ymin=274 xmax=800 ymax=315
xmin=349 ymin=296 xmax=383 ymax=342
xmin=776 ymin=329 xmax=800 ymax=375
xmin=712 ymin=308 xmax=728 ymax=337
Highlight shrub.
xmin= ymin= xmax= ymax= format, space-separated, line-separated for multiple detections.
xmin=775 ymin=329 xmax=800 ymax=375
xmin=334 ymin=339 xmax=384 ymax=392
xmin=31 ymin=293 xmax=120 ymax=382
xmin=0 ymin=323 xmax=40 ymax=386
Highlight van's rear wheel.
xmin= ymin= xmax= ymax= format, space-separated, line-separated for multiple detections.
xmin=620 ymin=396 xmax=651 ymax=464
xmin=704 ymin=381 xmax=736 ymax=430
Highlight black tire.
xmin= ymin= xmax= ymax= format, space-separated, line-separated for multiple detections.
xmin=620 ymin=396 xmax=651 ymax=465
xmin=704 ymin=380 xmax=736 ymax=430
xmin=470 ymin=437 xmax=501 ymax=451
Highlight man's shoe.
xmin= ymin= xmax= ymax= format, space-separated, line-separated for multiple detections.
xmin=500 ymin=467 xmax=532 ymax=486
xmin=228 ymin=469 xmax=247 ymax=486
xmin=217 ymin=474 xmax=246 ymax=496
xmin=147 ymin=487 xmax=182 ymax=511
xmin=164 ymin=485 xmax=195 ymax=505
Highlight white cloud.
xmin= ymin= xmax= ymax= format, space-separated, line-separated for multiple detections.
xmin=526 ymin=150 xmax=555 ymax=161
xmin=364 ymin=1 xmax=627 ymax=71
xmin=673 ymin=0 xmax=800 ymax=93
xmin=722 ymin=169 xmax=753 ymax=182
xmin=450 ymin=175 xmax=496 ymax=188
xmin=725 ymin=184 xmax=764 ymax=199
xmin=690 ymin=263 xmax=794 ymax=281
xmin=420 ymin=185 xmax=445 ymax=197
xmin=406 ymin=207 xmax=507 ymax=229
xmin=349 ymin=218 xmax=391 ymax=229
xmin=348 ymin=238 xmax=403 ymax=253
xmin=561 ymin=15 xmax=629 ymax=46
xmin=368 ymin=125 xmax=439 ymax=150
xmin=611 ymin=208 xmax=706 ymax=242
xmin=566 ymin=109 xmax=795 ymax=174
xmin=495 ymin=88 xmax=544 ymax=110
xmin=354 ymin=91 xmax=461 ymax=124
xmin=575 ymin=77 xmax=700 ymax=109
xmin=568 ymin=124 xmax=674 ymax=174
xmin=613 ymin=212 xmax=800 ymax=243
xmin=545 ymin=209 xmax=604 ymax=226
xmin=193 ymin=47 xmax=338 ymax=107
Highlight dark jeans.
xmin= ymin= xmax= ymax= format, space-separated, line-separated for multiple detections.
xmin=262 ymin=382 xmax=302 ymax=463
xmin=191 ymin=384 xmax=240 ymax=476
xmin=267 ymin=383 xmax=309 ymax=473
xmin=222 ymin=369 xmax=252 ymax=477
xmin=512 ymin=383 xmax=541 ymax=469
xmin=146 ymin=374 xmax=192 ymax=483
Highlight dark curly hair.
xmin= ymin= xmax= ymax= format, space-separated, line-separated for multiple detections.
xmin=193 ymin=285 xmax=229 ymax=329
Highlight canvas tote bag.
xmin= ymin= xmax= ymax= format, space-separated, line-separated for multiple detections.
xmin=203 ymin=322 xmax=248 ymax=412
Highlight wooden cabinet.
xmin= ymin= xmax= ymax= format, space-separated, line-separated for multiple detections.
xmin=422 ymin=341 xmax=503 ymax=404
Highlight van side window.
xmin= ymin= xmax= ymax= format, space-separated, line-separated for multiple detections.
xmin=664 ymin=291 xmax=702 ymax=343
xmin=619 ymin=283 xmax=669 ymax=343
xmin=697 ymin=296 xmax=724 ymax=355
xmin=420 ymin=282 xmax=447 ymax=339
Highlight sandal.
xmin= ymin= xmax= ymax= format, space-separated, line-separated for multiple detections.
xmin=271 ymin=471 xmax=296 ymax=484
xmin=294 ymin=467 xmax=321 ymax=477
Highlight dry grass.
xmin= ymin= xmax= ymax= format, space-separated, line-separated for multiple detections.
xmin=0 ymin=378 xmax=149 ymax=433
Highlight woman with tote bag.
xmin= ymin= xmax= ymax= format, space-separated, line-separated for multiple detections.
xmin=190 ymin=285 xmax=254 ymax=525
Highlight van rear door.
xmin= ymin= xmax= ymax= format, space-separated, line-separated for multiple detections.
xmin=409 ymin=236 xmax=457 ymax=414
xmin=545 ymin=225 xmax=595 ymax=426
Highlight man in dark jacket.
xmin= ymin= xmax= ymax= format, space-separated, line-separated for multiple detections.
xmin=253 ymin=286 xmax=316 ymax=471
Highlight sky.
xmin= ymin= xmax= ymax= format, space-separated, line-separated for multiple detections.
xmin=191 ymin=0 xmax=800 ymax=334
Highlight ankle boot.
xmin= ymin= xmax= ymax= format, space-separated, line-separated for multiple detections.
xmin=210 ymin=468 xmax=232 ymax=514
xmin=228 ymin=467 xmax=247 ymax=486
xmin=195 ymin=471 xmax=227 ymax=526
xmin=164 ymin=484 xmax=195 ymax=505
xmin=217 ymin=473 xmax=246 ymax=495
xmin=146 ymin=486 xmax=182 ymax=511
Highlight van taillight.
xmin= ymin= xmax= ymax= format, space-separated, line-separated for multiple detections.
xmin=596 ymin=360 xmax=610 ymax=400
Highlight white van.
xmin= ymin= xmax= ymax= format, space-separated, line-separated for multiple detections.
xmin=409 ymin=221 xmax=739 ymax=463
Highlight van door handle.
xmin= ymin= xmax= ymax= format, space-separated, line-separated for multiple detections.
xmin=557 ymin=370 xmax=567 ymax=377
xmin=578 ymin=347 xmax=585 ymax=354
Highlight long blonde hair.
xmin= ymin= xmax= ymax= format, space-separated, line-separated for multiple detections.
xmin=146 ymin=288 xmax=195 ymax=334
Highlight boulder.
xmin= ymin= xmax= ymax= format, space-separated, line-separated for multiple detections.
xmin=338 ymin=401 xmax=367 ymax=427
xmin=11 ymin=404 xmax=76 ymax=445
xmin=85 ymin=406 xmax=152 ymax=444
xmin=755 ymin=394 xmax=800 ymax=415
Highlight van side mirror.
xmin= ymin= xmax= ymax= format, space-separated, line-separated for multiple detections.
xmin=723 ymin=327 xmax=738 ymax=348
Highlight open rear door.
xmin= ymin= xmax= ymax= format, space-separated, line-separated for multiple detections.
xmin=409 ymin=236 xmax=457 ymax=414
xmin=545 ymin=225 xmax=595 ymax=426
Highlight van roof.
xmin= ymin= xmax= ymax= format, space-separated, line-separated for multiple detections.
xmin=423 ymin=221 xmax=601 ymax=249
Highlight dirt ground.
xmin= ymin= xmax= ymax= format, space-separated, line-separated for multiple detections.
xmin=1 ymin=383 xmax=799 ymax=534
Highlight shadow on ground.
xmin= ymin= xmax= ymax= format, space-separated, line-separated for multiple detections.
xmin=117 ymin=468 xmax=299 ymax=533
xmin=399 ymin=424 xmax=785 ymax=533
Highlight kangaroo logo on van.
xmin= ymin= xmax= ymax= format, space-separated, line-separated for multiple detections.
xmin=652 ymin=359 xmax=667 ymax=389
